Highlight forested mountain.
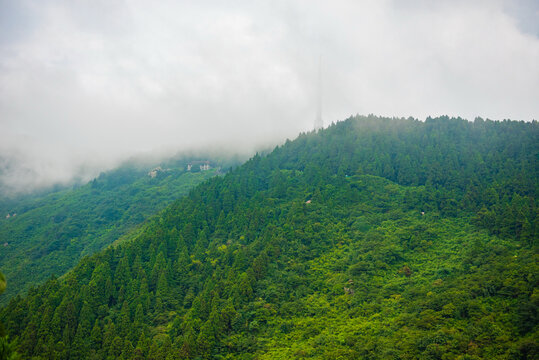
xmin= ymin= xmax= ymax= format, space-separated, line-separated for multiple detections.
xmin=0 ymin=156 xmax=237 ymax=304
xmin=0 ymin=115 xmax=537 ymax=359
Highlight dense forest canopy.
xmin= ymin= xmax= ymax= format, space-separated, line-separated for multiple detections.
xmin=0 ymin=155 xmax=239 ymax=304
xmin=0 ymin=115 xmax=537 ymax=359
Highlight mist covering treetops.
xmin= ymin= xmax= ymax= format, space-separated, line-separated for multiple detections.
xmin=0 ymin=115 xmax=537 ymax=359
xmin=0 ymin=154 xmax=242 ymax=306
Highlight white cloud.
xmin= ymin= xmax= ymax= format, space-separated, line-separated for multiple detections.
xmin=0 ymin=0 xmax=538 ymax=193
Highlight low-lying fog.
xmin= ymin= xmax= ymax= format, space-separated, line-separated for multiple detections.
xmin=1 ymin=0 xmax=538 ymax=195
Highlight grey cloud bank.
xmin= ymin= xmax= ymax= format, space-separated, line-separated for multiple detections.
xmin=1 ymin=0 xmax=538 ymax=194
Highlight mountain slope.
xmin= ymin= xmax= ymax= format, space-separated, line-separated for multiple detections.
xmin=0 ymin=159 xmax=226 ymax=304
xmin=1 ymin=115 xmax=537 ymax=359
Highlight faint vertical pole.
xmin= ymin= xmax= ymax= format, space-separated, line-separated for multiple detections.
xmin=314 ymin=55 xmax=323 ymax=130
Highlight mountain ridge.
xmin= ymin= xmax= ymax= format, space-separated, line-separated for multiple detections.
xmin=1 ymin=115 xmax=537 ymax=359
xmin=0 ymin=155 xmax=241 ymax=304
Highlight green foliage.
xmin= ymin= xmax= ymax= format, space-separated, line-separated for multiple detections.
xmin=0 ymin=274 xmax=5 ymax=296
xmin=0 ymin=116 xmax=537 ymax=359
xmin=0 ymin=161 xmax=224 ymax=304
xmin=0 ymin=273 xmax=21 ymax=360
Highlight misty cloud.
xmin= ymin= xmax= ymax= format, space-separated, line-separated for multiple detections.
xmin=1 ymin=0 xmax=538 ymax=194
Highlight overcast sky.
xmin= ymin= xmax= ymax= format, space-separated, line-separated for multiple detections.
xmin=1 ymin=0 xmax=538 ymax=194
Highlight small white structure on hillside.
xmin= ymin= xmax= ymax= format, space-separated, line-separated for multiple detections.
xmin=148 ymin=167 xmax=163 ymax=178
xmin=186 ymin=161 xmax=211 ymax=171
xmin=200 ymin=163 xmax=210 ymax=171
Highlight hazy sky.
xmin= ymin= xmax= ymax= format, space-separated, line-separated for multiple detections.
xmin=1 ymin=0 xmax=538 ymax=194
